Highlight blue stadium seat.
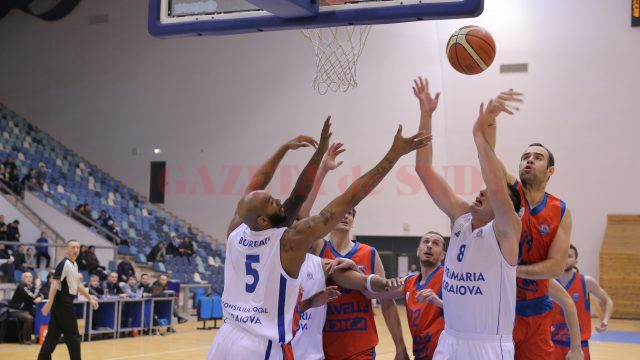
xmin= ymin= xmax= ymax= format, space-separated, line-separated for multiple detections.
xmin=135 ymin=253 xmax=147 ymax=264
xmin=117 ymin=244 xmax=129 ymax=255
xmin=108 ymin=260 xmax=116 ymax=272
xmin=153 ymin=262 xmax=167 ymax=273
xmin=14 ymin=269 xmax=23 ymax=283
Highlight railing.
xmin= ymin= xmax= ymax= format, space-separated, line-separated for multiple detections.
xmin=0 ymin=180 xmax=67 ymax=262
xmin=26 ymin=182 xmax=124 ymax=246
xmin=0 ymin=240 xmax=117 ymax=267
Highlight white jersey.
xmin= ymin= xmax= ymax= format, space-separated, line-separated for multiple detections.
xmin=442 ymin=213 xmax=516 ymax=336
xmin=292 ymin=254 xmax=327 ymax=360
xmin=221 ymin=223 xmax=301 ymax=344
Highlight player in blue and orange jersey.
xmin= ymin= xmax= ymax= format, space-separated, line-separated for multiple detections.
xmin=504 ymin=142 xmax=578 ymax=360
xmin=550 ymin=244 xmax=614 ymax=360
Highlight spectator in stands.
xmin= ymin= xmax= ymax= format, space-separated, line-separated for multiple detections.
xmin=406 ymin=264 xmax=419 ymax=277
xmin=167 ymin=233 xmax=181 ymax=256
xmin=88 ymin=274 xmax=104 ymax=298
xmin=13 ymin=244 xmax=29 ymax=272
xmin=36 ymin=162 xmax=47 ymax=188
xmin=20 ymin=168 xmax=37 ymax=196
xmin=81 ymin=203 xmax=93 ymax=223
xmin=77 ymin=245 xmax=88 ymax=271
xmin=35 ymin=232 xmax=51 ymax=268
xmin=0 ymin=164 xmax=7 ymax=192
xmin=117 ymin=256 xmax=136 ymax=283
xmin=121 ymin=275 xmax=142 ymax=298
xmin=139 ymin=273 xmax=152 ymax=294
xmin=9 ymin=271 xmax=42 ymax=344
xmin=147 ymin=241 xmax=166 ymax=263
xmin=6 ymin=219 xmax=21 ymax=250
xmin=72 ymin=204 xmax=85 ymax=223
xmin=5 ymin=166 xmax=21 ymax=194
xmin=151 ymin=274 xmax=187 ymax=328
xmin=2 ymin=155 xmax=17 ymax=173
xmin=38 ymin=272 xmax=53 ymax=299
xmin=24 ymin=247 xmax=37 ymax=271
xmin=103 ymin=272 xmax=123 ymax=296
xmin=0 ymin=214 xmax=6 ymax=239
xmin=85 ymin=245 xmax=106 ymax=279
xmin=178 ymin=235 xmax=195 ymax=259
xmin=0 ymin=243 xmax=15 ymax=283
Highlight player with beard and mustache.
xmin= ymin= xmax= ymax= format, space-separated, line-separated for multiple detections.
xmin=208 ymin=117 xmax=431 ymax=360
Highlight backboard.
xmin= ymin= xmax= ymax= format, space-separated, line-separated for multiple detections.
xmin=148 ymin=0 xmax=484 ymax=37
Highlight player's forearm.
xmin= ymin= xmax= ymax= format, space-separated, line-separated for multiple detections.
xmin=550 ymin=282 xmax=582 ymax=350
xmin=298 ymin=168 xmax=329 ymax=219
xmin=603 ymin=296 xmax=614 ymax=323
xmin=282 ymin=148 xmax=325 ymax=223
xmin=517 ymin=259 xmax=564 ymax=279
xmin=331 ymin=270 xmax=387 ymax=292
xmin=247 ymin=145 xmax=288 ymax=192
xmin=415 ymin=110 xmax=434 ymax=171
xmin=380 ymin=299 xmax=407 ymax=350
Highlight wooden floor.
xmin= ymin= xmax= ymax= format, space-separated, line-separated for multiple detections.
xmin=1 ymin=306 xmax=639 ymax=359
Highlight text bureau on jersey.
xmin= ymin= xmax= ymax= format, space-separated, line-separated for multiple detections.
xmin=443 ymin=266 xmax=486 ymax=296
xmin=238 ymin=236 xmax=271 ymax=248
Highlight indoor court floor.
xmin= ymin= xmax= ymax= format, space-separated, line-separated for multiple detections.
xmin=1 ymin=306 xmax=639 ymax=360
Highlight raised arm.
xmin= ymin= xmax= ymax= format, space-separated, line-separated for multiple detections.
xmin=548 ymin=280 xmax=584 ymax=360
xmin=226 ymin=123 xmax=323 ymax=235
xmin=585 ymin=275 xmax=614 ymax=333
xmin=473 ymin=94 xmax=523 ymax=265
xmin=281 ymin=126 xmax=431 ymax=274
xmin=518 ymin=208 xmax=572 ymax=279
xmin=412 ymin=77 xmax=468 ymax=222
xmin=279 ymin=117 xmax=333 ymax=227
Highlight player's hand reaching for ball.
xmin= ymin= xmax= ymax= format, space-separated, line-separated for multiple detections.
xmin=474 ymin=90 xmax=523 ymax=133
xmin=320 ymin=142 xmax=346 ymax=172
xmin=284 ymin=135 xmax=319 ymax=150
xmin=412 ymin=76 xmax=440 ymax=115
xmin=317 ymin=116 xmax=333 ymax=154
xmin=389 ymin=125 xmax=432 ymax=158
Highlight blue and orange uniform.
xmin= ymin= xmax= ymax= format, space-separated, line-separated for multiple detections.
xmin=512 ymin=180 xmax=567 ymax=359
xmin=320 ymin=240 xmax=379 ymax=360
xmin=550 ymin=272 xmax=591 ymax=360
xmin=403 ymin=266 xmax=444 ymax=360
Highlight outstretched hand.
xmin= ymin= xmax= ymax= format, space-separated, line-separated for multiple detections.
xmin=412 ymin=76 xmax=441 ymax=114
xmin=389 ymin=125 xmax=432 ymax=158
xmin=307 ymin=286 xmax=342 ymax=309
xmin=474 ymin=90 xmax=523 ymax=134
xmin=284 ymin=135 xmax=319 ymax=150
xmin=317 ymin=116 xmax=333 ymax=154
xmin=320 ymin=143 xmax=346 ymax=172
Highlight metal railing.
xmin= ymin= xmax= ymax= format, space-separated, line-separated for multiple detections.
xmin=0 ymin=240 xmax=117 ymax=266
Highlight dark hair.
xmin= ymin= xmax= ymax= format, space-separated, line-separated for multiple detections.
xmin=141 ymin=273 xmax=149 ymax=278
xmin=88 ymin=245 xmax=96 ymax=250
xmin=349 ymin=207 xmax=357 ymax=219
xmin=528 ymin=143 xmax=555 ymax=168
xmin=421 ymin=231 xmax=447 ymax=250
xmin=507 ymin=183 xmax=522 ymax=213
xmin=569 ymin=244 xmax=578 ymax=259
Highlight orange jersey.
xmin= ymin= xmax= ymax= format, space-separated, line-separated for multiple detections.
xmin=514 ymin=180 xmax=567 ymax=317
xmin=403 ymin=266 xmax=444 ymax=360
xmin=551 ymin=272 xmax=592 ymax=345
xmin=320 ymin=240 xmax=379 ymax=359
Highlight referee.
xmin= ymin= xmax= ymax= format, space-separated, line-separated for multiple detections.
xmin=38 ymin=240 xmax=98 ymax=360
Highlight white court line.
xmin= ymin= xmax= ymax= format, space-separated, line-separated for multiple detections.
xmin=103 ymin=346 xmax=210 ymax=360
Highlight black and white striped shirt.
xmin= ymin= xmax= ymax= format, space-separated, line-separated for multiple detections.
xmin=53 ymin=257 xmax=79 ymax=303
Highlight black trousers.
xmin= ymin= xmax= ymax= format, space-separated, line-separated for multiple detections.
xmin=10 ymin=309 xmax=34 ymax=341
xmin=37 ymin=301 xmax=81 ymax=360
xmin=36 ymin=252 xmax=51 ymax=268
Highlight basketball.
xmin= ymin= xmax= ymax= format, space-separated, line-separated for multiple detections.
xmin=446 ymin=25 xmax=496 ymax=75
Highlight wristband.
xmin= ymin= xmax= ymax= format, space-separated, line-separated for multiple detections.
xmin=366 ymin=274 xmax=376 ymax=292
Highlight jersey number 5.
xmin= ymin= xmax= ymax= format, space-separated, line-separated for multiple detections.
xmin=245 ymin=255 xmax=260 ymax=293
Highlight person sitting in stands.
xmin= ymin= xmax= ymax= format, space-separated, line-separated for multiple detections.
xmin=103 ymin=272 xmax=124 ymax=296
xmin=147 ymin=241 xmax=166 ymax=263
xmin=117 ymin=256 xmax=136 ymax=283
xmin=38 ymin=272 xmax=53 ymax=299
xmin=9 ymin=272 xmax=43 ymax=344
xmin=121 ymin=275 xmax=142 ymax=298
xmin=88 ymin=274 xmax=104 ymax=298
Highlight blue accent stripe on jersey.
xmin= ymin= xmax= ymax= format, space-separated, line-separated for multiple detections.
xmin=564 ymin=271 xmax=577 ymax=291
xmin=552 ymin=340 xmax=589 ymax=348
xmin=527 ymin=193 xmax=548 ymax=216
xmin=371 ymin=347 xmax=376 ymax=359
xmin=580 ymin=274 xmax=590 ymax=312
xmin=416 ymin=265 xmax=442 ymax=291
xmin=319 ymin=240 xmax=328 ymax=256
xmin=264 ymin=340 xmax=273 ymax=360
xmin=327 ymin=240 xmax=360 ymax=259
xmin=516 ymin=296 xmax=553 ymax=317
xmin=370 ymin=247 xmax=377 ymax=274
xmin=560 ymin=200 xmax=567 ymax=220
xmin=278 ymin=275 xmax=287 ymax=344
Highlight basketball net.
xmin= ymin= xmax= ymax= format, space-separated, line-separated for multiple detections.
xmin=301 ymin=25 xmax=372 ymax=95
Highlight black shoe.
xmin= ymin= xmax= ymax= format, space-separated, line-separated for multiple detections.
xmin=167 ymin=327 xmax=176 ymax=333
xmin=177 ymin=316 xmax=188 ymax=324
xmin=22 ymin=340 xmax=33 ymax=345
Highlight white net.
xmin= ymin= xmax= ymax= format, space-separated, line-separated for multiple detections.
xmin=301 ymin=25 xmax=372 ymax=95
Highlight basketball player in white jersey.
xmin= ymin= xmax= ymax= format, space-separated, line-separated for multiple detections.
xmin=209 ymin=116 xmax=431 ymax=360
xmin=413 ymin=77 xmax=523 ymax=359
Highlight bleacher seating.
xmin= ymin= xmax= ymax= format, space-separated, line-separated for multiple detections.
xmin=0 ymin=103 xmax=224 ymax=290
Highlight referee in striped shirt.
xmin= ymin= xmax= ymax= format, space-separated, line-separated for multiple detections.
xmin=38 ymin=240 xmax=98 ymax=360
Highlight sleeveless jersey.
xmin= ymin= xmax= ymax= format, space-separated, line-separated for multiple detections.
xmin=515 ymin=180 xmax=567 ymax=316
xmin=223 ymin=223 xmax=302 ymax=344
xmin=550 ymin=272 xmax=591 ymax=346
xmin=320 ymin=240 xmax=379 ymax=359
xmin=443 ymin=213 xmax=516 ymax=335
xmin=291 ymin=253 xmax=327 ymax=360
xmin=403 ymin=266 xmax=445 ymax=359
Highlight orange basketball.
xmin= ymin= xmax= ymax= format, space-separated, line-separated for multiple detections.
xmin=446 ymin=25 xmax=496 ymax=75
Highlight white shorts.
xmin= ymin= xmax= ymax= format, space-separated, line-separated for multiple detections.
xmin=208 ymin=323 xmax=290 ymax=360
xmin=433 ymin=328 xmax=514 ymax=360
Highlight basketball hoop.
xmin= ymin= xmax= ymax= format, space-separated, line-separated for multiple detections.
xmin=301 ymin=25 xmax=372 ymax=95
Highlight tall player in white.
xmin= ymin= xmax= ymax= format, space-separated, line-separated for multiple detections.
xmin=413 ymin=77 xmax=523 ymax=359
xmin=209 ymin=116 xmax=431 ymax=360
